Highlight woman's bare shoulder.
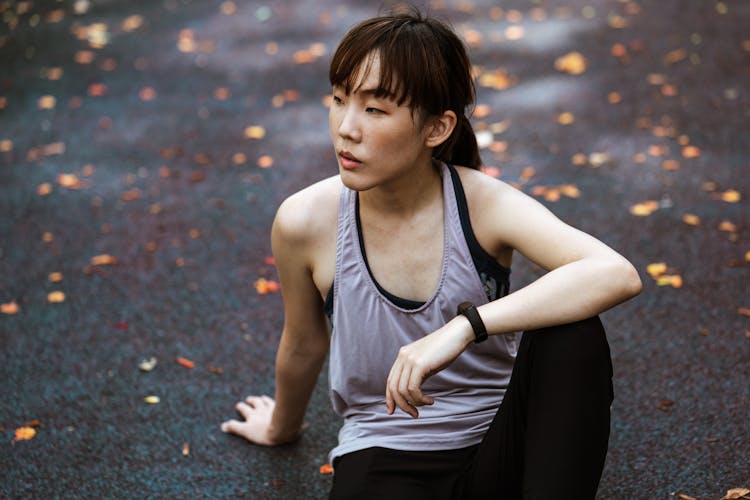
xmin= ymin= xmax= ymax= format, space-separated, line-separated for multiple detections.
xmin=273 ymin=175 xmax=342 ymax=244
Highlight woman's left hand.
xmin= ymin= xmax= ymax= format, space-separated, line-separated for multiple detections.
xmin=385 ymin=317 xmax=474 ymax=418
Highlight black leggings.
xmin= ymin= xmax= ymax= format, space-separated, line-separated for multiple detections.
xmin=329 ymin=316 xmax=614 ymax=500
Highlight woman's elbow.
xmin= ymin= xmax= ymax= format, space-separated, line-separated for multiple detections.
xmin=616 ymin=258 xmax=643 ymax=299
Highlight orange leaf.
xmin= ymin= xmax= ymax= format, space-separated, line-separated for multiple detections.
xmin=182 ymin=442 xmax=190 ymax=456
xmin=176 ymin=356 xmax=195 ymax=369
xmin=677 ymin=494 xmax=696 ymax=500
xmin=745 ymin=250 xmax=750 ymax=262
xmin=47 ymin=291 xmax=66 ymax=303
xmin=255 ymin=278 xmax=280 ymax=295
xmin=1 ymin=301 xmax=19 ymax=315
xmin=14 ymin=427 xmax=36 ymax=441
xmin=656 ymin=275 xmax=682 ymax=288
xmin=738 ymin=308 xmax=750 ymax=317
xmin=682 ymin=214 xmax=700 ymax=226
xmin=319 ymin=463 xmax=333 ymax=475
xmin=719 ymin=221 xmax=737 ymax=233
xmin=681 ymin=145 xmax=701 ymax=158
xmin=91 ymin=254 xmax=118 ymax=266
xmin=244 ymin=126 xmax=266 ymax=139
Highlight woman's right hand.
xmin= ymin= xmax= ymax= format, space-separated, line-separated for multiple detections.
xmin=220 ymin=395 xmax=302 ymax=446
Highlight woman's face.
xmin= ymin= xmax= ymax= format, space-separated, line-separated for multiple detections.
xmin=329 ymin=52 xmax=433 ymax=192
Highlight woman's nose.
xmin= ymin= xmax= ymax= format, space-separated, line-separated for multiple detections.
xmin=337 ymin=108 xmax=361 ymax=142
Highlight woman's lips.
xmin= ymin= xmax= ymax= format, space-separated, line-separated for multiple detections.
xmin=338 ymin=151 xmax=362 ymax=170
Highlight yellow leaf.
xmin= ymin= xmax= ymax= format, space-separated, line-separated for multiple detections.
xmin=559 ymin=184 xmax=580 ymax=198
xmin=719 ymin=221 xmax=737 ymax=233
xmin=182 ymin=442 xmax=190 ymax=456
xmin=138 ymin=357 xmax=157 ymax=372
xmin=554 ymin=52 xmax=587 ymax=75
xmin=720 ymin=189 xmax=741 ymax=203
xmin=37 ymin=183 xmax=53 ymax=196
xmin=14 ymin=427 xmax=36 ymax=441
xmin=745 ymin=250 xmax=750 ymax=262
xmin=681 ymin=145 xmax=701 ymax=158
xmin=630 ymin=201 xmax=659 ymax=216
xmin=646 ymin=263 xmax=667 ymax=278
xmin=656 ymin=275 xmax=682 ymax=288
xmin=677 ymin=494 xmax=696 ymax=500
xmin=144 ymin=395 xmax=160 ymax=404
xmin=49 ymin=272 xmax=63 ymax=282
xmin=47 ymin=291 xmax=66 ymax=303
xmin=244 ymin=126 xmax=266 ymax=139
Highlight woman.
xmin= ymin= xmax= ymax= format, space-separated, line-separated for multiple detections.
xmin=221 ymin=8 xmax=642 ymax=499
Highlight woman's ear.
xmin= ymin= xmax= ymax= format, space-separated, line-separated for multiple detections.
xmin=424 ymin=110 xmax=457 ymax=148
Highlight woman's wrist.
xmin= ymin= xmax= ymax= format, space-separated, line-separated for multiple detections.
xmin=449 ymin=315 xmax=476 ymax=348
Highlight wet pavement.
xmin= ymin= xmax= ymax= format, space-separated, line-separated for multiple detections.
xmin=1 ymin=0 xmax=748 ymax=498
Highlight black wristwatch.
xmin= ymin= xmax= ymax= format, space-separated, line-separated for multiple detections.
xmin=456 ymin=301 xmax=488 ymax=343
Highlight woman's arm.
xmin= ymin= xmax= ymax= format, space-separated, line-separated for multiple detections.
xmin=385 ymin=174 xmax=642 ymax=417
xmin=221 ymin=196 xmax=330 ymax=445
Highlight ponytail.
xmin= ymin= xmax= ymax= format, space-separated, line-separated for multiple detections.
xmin=434 ymin=114 xmax=482 ymax=169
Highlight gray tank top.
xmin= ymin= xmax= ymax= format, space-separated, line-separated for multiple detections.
xmin=328 ymin=162 xmax=518 ymax=463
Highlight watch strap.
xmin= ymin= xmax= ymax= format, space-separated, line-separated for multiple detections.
xmin=456 ymin=301 xmax=488 ymax=343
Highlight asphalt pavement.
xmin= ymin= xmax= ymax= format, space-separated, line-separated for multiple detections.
xmin=1 ymin=0 xmax=748 ymax=498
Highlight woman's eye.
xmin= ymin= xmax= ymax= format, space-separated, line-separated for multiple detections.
xmin=366 ymin=107 xmax=384 ymax=114
xmin=332 ymin=95 xmax=343 ymax=105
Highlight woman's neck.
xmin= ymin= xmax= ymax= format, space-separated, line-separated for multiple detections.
xmin=358 ymin=156 xmax=443 ymax=219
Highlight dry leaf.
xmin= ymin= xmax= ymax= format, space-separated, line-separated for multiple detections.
xmin=1 ymin=301 xmax=19 ymax=315
xmin=176 ymin=356 xmax=195 ymax=369
xmin=557 ymin=112 xmax=575 ymax=125
xmin=320 ymin=463 xmax=333 ymax=475
xmin=646 ymin=263 xmax=667 ymax=278
xmin=14 ymin=427 xmax=36 ymax=442
xmin=719 ymin=221 xmax=737 ymax=233
xmin=37 ymin=183 xmax=53 ymax=196
xmin=244 ymin=126 xmax=266 ymax=139
xmin=682 ymin=214 xmax=700 ymax=226
xmin=554 ymin=52 xmax=587 ymax=75
xmin=257 ymin=155 xmax=274 ymax=168
xmin=138 ymin=357 xmax=157 ymax=372
xmin=656 ymin=275 xmax=682 ymax=288
xmin=630 ymin=201 xmax=659 ymax=216
xmin=722 ymin=487 xmax=750 ymax=500
xmin=47 ymin=291 xmax=66 ymax=303
xmin=657 ymin=399 xmax=674 ymax=411
xmin=720 ymin=190 xmax=741 ymax=203
xmin=255 ymin=278 xmax=280 ymax=294
xmin=182 ymin=442 xmax=190 ymax=456
xmin=91 ymin=254 xmax=118 ymax=266
xmin=144 ymin=395 xmax=160 ymax=404
xmin=738 ymin=308 xmax=750 ymax=317
xmin=677 ymin=494 xmax=696 ymax=500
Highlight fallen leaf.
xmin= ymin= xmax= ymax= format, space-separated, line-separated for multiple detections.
xmin=719 ymin=221 xmax=737 ymax=232
xmin=630 ymin=201 xmax=659 ymax=216
xmin=682 ymin=214 xmax=700 ymax=226
xmin=677 ymin=494 xmax=696 ymax=500
xmin=662 ymin=159 xmax=680 ymax=170
xmin=182 ymin=442 xmax=190 ymax=456
xmin=144 ymin=395 xmax=160 ymax=404
xmin=721 ymin=488 xmax=750 ymax=500
xmin=720 ymin=189 xmax=741 ymax=203
xmin=557 ymin=112 xmax=575 ymax=125
xmin=681 ymin=145 xmax=701 ymax=158
xmin=255 ymin=278 xmax=280 ymax=294
xmin=656 ymin=275 xmax=682 ymax=288
xmin=91 ymin=254 xmax=118 ymax=266
xmin=264 ymin=256 xmax=276 ymax=266
xmin=646 ymin=262 xmax=667 ymax=278
xmin=207 ymin=365 xmax=224 ymax=374
xmin=745 ymin=250 xmax=750 ymax=262
xmin=176 ymin=356 xmax=195 ymax=369
xmin=37 ymin=183 xmax=53 ymax=196
xmin=257 ymin=155 xmax=274 ymax=168
xmin=47 ymin=291 xmax=66 ymax=303
xmin=139 ymin=357 xmax=157 ymax=372
xmin=244 ymin=126 xmax=266 ymax=139
xmin=14 ymin=427 xmax=36 ymax=442
xmin=1 ymin=301 xmax=19 ymax=314
xmin=657 ymin=399 xmax=674 ymax=411
xmin=554 ymin=52 xmax=587 ymax=75
xmin=320 ymin=463 xmax=333 ymax=475
xmin=738 ymin=308 xmax=750 ymax=317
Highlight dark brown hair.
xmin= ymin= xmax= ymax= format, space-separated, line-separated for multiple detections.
xmin=329 ymin=7 xmax=481 ymax=169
